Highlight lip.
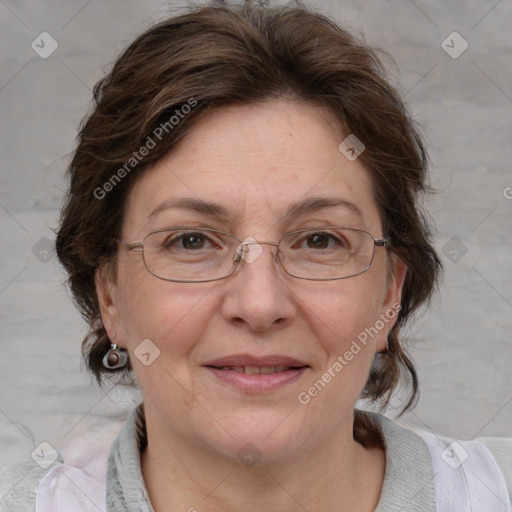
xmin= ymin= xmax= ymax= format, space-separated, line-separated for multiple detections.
xmin=203 ymin=354 xmax=310 ymax=393
xmin=204 ymin=354 xmax=308 ymax=368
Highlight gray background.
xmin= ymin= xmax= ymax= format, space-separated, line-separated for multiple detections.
xmin=0 ymin=0 xmax=511 ymax=466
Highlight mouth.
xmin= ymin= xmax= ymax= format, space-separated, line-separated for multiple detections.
xmin=214 ymin=365 xmax=301 ymax=374
xmin=203 ymin=355 xmax=310 ymax=393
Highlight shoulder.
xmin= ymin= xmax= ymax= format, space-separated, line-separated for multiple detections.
xmin=0 ymin=412 xmax=129 ymax=512
xmin=478 ymin=436 xmax=512 ymax=504
xmin=0 ymin=459 xmax=60 ymax=512
xmin=362 ymin=412 xmax=437 ymax=511
xmin=363 ymin=411 xmax=512 ymax=510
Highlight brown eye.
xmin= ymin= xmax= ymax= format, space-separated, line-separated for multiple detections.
xmin=306 ymin=233 xmax=330 ymax=249
xmin=162 ymin=232 xmax=210 ymax=250
xmin=181 ymin=233 xmax=206 ymax=249
xmin=303 ymin=232 xmax=348 ymax=250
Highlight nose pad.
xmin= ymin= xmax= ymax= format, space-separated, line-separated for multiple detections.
xmin=234 ymin=239 xmax=278 ymax=265
xmin=235 ymin=238 xmax=264 ymax=264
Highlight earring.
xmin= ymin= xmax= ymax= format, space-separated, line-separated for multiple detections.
xmin=385 ymin=335 xmax=390 ymax=352
xmin=102 ymin=343 xmax=128 ymax=369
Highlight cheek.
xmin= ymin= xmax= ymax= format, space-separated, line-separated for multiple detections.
xmin=116 ymin=260 xmax=217 ymax=366
xmin=307 ymin=275 xmax=384 ymax=340
xmin=295 ymin=279 xmax=384 ymax=415
xmin=117 ymin=280 xmax=220 ymax=412
xmin=299 ymin=272 xmax=386 ymax=383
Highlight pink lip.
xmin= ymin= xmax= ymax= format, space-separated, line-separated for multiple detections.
xmin=203 ymin=354 xmax=310 ymax=393
xmin=205 ymin=367 xmax=309 ymax=393
xmin=204 ymin=354 xmax=307 ymax=367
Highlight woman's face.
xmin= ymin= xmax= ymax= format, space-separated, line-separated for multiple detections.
xmin=98 ymin=99 xmax=406 ymax=461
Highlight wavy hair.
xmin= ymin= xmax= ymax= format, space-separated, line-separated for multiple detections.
xmin=55 ymin=0 xmax=442 ymax=444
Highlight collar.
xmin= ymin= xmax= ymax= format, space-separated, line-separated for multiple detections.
xmin=106 ymin=403 xmax=153 ymax=512
xmin=105 ymin=405 xmax=435 ymax=512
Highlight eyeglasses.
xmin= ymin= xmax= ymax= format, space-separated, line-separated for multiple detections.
xmin=118 ymin=226 xmax=388 ymax=283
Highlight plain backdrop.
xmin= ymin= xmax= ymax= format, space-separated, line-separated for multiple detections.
xmin=0 ymin=0 xmax=511 ymax=466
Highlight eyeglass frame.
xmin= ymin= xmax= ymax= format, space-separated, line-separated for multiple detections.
xmin=118 ymin=225 xmax=389 ymax=283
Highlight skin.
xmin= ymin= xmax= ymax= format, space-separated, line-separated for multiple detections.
xmin=96 ymin=99 xmax=407 ymax=512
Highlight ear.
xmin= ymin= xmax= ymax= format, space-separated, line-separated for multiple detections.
xmin=376 ymin=257 xmax=408 ymax=352
xmin=95 ymin=264 xmax=124 ymax=347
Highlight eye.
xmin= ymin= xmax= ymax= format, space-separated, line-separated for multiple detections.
xmin=163 ymin=231 xmax=219 ymax=250
xmin=297 ymin=231 xmax=349 ymax=250
xmin=306 ymin=232 xmax=333 ymax=249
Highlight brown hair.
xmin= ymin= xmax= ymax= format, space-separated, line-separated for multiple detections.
xmin=55 ymin=0 xmax=442 ymax=440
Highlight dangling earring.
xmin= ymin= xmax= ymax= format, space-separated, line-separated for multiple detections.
xmin=103 ymin=343 xmax=128 ymax=369
xmin=385 ymin=335 xmax=390 ymax=352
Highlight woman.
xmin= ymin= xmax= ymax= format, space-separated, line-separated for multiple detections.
xmin=1 ymin=1 xmax=510 ymax=511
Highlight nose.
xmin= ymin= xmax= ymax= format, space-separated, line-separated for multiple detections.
xmin=221 ymin=240 xmax=296 ymax=332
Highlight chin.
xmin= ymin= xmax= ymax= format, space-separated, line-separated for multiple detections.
xmin=196 ymin=408 xmax=312 ymax=465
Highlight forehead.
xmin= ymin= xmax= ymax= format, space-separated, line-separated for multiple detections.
xmin=123 ymin=100 xmax=381 ymax=236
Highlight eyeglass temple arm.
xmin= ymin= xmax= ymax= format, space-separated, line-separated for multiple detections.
xmin=118 ymin=240 xmax=143 ymax=251
xmin=375 ymin=238 xmax=389 ymax=247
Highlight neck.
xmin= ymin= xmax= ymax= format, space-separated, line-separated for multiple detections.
xmin=140 ymin=407 xmax=385 ymax=512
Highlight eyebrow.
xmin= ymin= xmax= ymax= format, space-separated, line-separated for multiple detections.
xmin=149 ymin=198 xmax=232 ymax=220
xmin=282 ymin=196 xmax=362 ymax=220
xmin=148 ymin=196 xmax=363 ymax=222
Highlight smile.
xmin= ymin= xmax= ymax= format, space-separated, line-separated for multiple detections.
xmin=216 ymin=366 xmax=296 ymax=374
xmin=204 ymin=355 xmax=310 ymax=393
